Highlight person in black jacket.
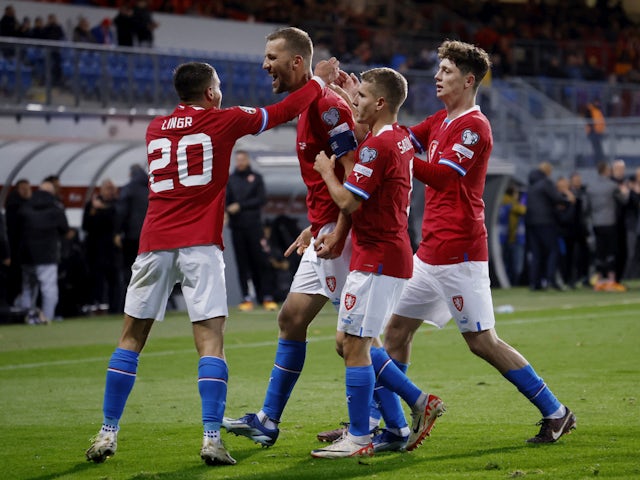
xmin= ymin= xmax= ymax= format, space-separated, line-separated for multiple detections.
xmin=0 ymin=211 xmax=10 ymax=307
xmin=115 ymin=164 xmax=148 ymax=288
xmin=225 ymin=150 xmax=277 ymax=311
xmin=17 ymin=179 xmax=69 ymax=323
xmin=525 ymin=162 xmax=574 ymax=290
xmin=82 ymin=179 xmax=122 ymax=314
xmin=4 ymin=179 xmax=31 ymax=305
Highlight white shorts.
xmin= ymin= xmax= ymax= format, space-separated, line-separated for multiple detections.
xmin=338 ymin=271 xmax=407 ymax=338
xmin=393 ymin=256 xmax=495 ymax=333
xmin=289 ymin=223 xmax=351 ymax=310
xmin=124 ymin=245 xmax=228 ymax=322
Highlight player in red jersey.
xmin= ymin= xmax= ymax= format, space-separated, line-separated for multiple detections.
xmin=310 ymin=67 xmax=443 ymax=458
xmin=85 ymin=58 xmax=340 ymax=466
xmin=381 ymin=40 xmax=576 ymax=444
xmin=222 ymin=27 xmax=360 ymax=447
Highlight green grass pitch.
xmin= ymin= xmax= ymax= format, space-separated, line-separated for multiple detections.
xmin=0 ymin=283 xmax=638 ymax=479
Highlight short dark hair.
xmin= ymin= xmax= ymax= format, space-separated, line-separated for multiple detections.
xmin=173 ymin=62 xmax=217 ymax=102
xmin=438 ymin=40 xmax=491 ymax=90
xmin=266 ymin=27 xmax=313 ymax=68
xmin=360 ymin=67 xmax=408 ymax=114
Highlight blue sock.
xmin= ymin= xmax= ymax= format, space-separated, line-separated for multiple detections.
xmin=103 ymin=348 xmax=139 ymax=426
xmin=199 ymin=356 xmax=228 ymax=431
xmin=346 ymin=365 xmax=375 ymax=438
xmin=372 ymin=348 xmax=408 ymax=430
xmin=374 ymin=353 xmax=410 ymax=430
xmin=371 ymin=346 xmax=421 ymax=407
xmin=504 ymin=365 xmax=561 ymax=417
xmin=262 ymin=339 xmax=306 ymax=421
xmin=369 ymin=393 xmax=382 ymax=431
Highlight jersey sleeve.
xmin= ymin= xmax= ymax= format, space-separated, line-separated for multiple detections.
xmin=262 ymin=78 xmax=323 ymax=132
xmin=437 ymin=116 xmax=491 ymax=177
xmin=344 ymin=135 xmax=385 ymax=200
xmin=317 ymin=93 xmax=358 ymax=158
xmin=407 ymin=117 xmax=432 ymax=154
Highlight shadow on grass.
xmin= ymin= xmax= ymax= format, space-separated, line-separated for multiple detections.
xmin=23 ymin=443 xmax=530 ymax=480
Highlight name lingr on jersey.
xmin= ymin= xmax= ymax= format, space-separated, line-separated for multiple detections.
xmin=161 ymin=116 xmax=193 ymax=130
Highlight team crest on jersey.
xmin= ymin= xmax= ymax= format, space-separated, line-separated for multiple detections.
xmin=359 ymin=146 xmax=378 ymax=164
xmin=326 ymin=276 xmax=337 ymax=292
xmin=239 ymin=106 xmax=257 ymax=114
xmin=452 ymin=295 xmax=464 ymax=312
xmin=461 ymin=129 xmax=479 ymax=145
xmin=321 ymin=107 xmax=340 ymax=127
xmin=428 ymin=140 xmax=439 ymax=162
xmin=344 ymin=293 xmax=357 ymax=310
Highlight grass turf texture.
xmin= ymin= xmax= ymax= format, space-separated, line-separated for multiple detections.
xmin=1 ymin=283 xmax=639 ymax=479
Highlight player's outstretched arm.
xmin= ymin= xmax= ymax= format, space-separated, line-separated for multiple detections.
xmin=263 ymin=58 xmax=339 ymax=130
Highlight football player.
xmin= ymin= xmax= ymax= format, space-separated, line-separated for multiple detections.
xmin=85 ymin=57 xmax=340 ymax=466
xmin=222 ymin=26 xmax=359 ymax=448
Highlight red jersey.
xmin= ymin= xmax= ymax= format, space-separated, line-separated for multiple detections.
xmin=138 ymin=79 xmax=324 ymax=253
xmin=343 ymin=124 xmax=414 ymax=278
xmin=408 ymin=106 xmax=492 ymax=265
xmin=296 ymin=88 xmax=356 ymax=236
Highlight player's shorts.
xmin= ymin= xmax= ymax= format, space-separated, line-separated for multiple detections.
xmin=289 ymin=222 xmax=352 ymax=310
xmin=338 ymin=271 xmax=407 ymax=338
xmin=393 ymin=256 xmax=495 ymax=333
xmin=124 ymin=244 xmax=228 ymax=322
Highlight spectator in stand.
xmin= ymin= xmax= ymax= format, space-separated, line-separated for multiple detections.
xmin=72 ymin=16 xmax=95 ymax=43
xmin=91 ymin=18 xmax=115 ymax=46
xmin=115 ymin=164 xmax=149 ymax=289
xmin=31 ymin=16 xmax=45 ymax=40
xmin=0 ymin=4 xmax=18 ymax=58
xmin=4 ymin=179 xmax=31 ymax=306
xmin=42 ymin=13 xmax=65 ymax=41
xmin=525 ymin=162 xmax=574 ymax=291
xmin=17 ymin=16 xmax=32 ymax=38
xmin=113 ymin=4 xmax=135 ymax=47
xmin=569 ymin=171 xmax=594 ymax=287
xmin=42 ymin=14 xmax=65 ymax=86
xmin=17 ymin=179 xmax=69 ymax=324
xmin=0 ymin=5 xmax=18 ymax=38
xmin=82 ymin=179 xmax=123 ymax=314
xmin=588 ymin=161 xmax=629 ymax=291
xmin=584 ymin=100 xmax=606 ymax=164
xmin=132 ymin=0 xmax=158 ymax=47
xmin=225 ymin=150 xmax=277 ymax=312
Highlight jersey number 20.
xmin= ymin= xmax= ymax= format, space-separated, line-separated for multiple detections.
xmin=148 ymin=133 xmax=213 ymax=193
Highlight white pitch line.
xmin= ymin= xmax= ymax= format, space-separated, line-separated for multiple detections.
xmin=0 ymin=308 xmax=636 ymax=372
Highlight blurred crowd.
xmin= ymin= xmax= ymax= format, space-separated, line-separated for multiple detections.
xmin=13 ymin=0 xmax=639 ymax=84
xmin=0 ymin=165 xmax=149 ymax=324
xmin=0 ymin=1 xmax=157 ymax=47
xmin=499 ymin=158 xmax=640 ymax=292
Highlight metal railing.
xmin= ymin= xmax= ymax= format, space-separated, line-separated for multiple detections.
xmin=2 ymin=38 xmax=640 ymax=182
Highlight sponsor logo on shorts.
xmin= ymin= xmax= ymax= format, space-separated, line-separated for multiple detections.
xmin=344 ymin=293 xmax=356 ymax=310
xmin=452 ymin=295 xmax=464 ymax=311
xmin=326 ymin=276 xmax=337 ymax=292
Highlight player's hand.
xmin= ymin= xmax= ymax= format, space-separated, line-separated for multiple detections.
xmin=284 ymin=226 xmax=313 ymax=257
xmin=334 ymin=70 xmax=359 ymax=100
xmin=314 ymin=151 xmax=335 ymax=176
xmin=314 ymin=57 xmax=340 ymax=85
xmin=313 ymin=230 xmax=345 ymax=259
